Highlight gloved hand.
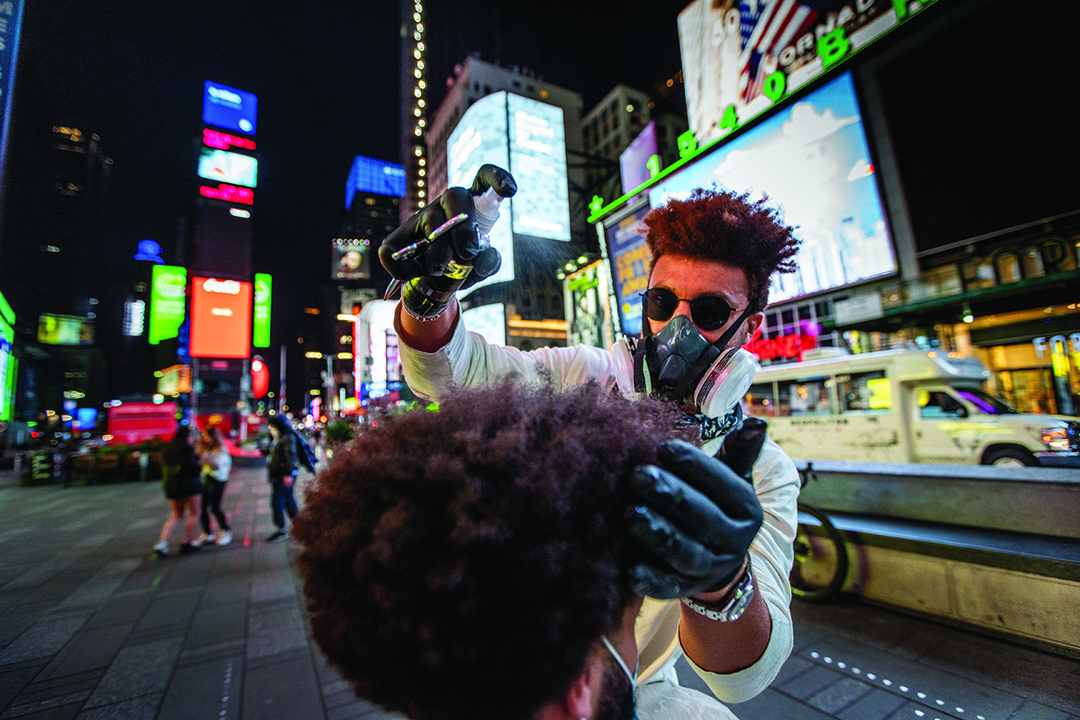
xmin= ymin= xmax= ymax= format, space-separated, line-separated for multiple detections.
xmin=627 ymin=439 xmax=763 ymax=599
xmin=379 ymin=164 xmax=517 ymax=317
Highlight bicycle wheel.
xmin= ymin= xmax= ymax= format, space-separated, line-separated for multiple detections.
xmin=791 ymin=504 xmax=848 ymax=602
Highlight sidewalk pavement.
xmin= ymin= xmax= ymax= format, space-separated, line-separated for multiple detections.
xmin=1 ymin=464 xmax=1077 ymax=720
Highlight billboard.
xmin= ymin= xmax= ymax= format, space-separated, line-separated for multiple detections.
xmin=346 ymin=156 xmax=406 ymax=207
xmin=198 ymin=148 xmax=258 ymax=188
xmin=193 ymin=200 xmax=253 ymax=280
xmin=447 ymin=93 xmax=514 ymax=294
xmin=149 ymin=265 xmax=187 ymax=344
xmin=332 ymin=237 xmax=372 ymax=280
xmin=0 ymin=0 xmax=25 ymax=195
xmin=203 ymin=81 xmax=257 ymax=135
xmin=648 ymin=71 xmax=895 ymax=304
xmin=604 ymin=202 xmax=652 ymax=338
xmin=507 ymin=94 xmax=571 ymax=242
xmin=38 ymin=314 xmax=94 ymax=345
xmin=0 ymin=291 xmax=16 ymax=422
xmin=189 ymin=277 xmax=252 ymax=359
xmin=253 ymin=273 xmax=272 ymax=348
xmin=620 ymin=121 xmax=660 ymax=196
xmin=461 ymin=304 xmax=506 ymax=347
xmin=678 ymin=0 xmax=937 ymax=145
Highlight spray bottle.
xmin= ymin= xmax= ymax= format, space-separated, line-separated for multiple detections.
xmin=399 ymin=187 xmax=505 ymax=319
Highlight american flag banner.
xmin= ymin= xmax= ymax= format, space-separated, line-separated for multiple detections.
xmin=738 ymin=0 xmax=818 ymax=103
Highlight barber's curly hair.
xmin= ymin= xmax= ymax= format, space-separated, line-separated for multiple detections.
xmin=294 ymin=379 xmax=697 ymax=720
xmin=644 ymin=188 xmax=801 ymax=312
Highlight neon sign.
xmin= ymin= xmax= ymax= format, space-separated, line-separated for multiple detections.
xmin=203 ymin=128 xmax=256 ymax=152
xmin=746 ymin=332 xmax=818 ymax=362
xmin=199 ymin=183 xmax=254 ymax=205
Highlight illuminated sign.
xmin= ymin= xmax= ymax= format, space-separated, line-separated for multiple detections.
xmin=251 ymin=355 xmax=269 ymax=398
xmin=198 ymin=148 xmax=258 ymax=188
xmin=346 ymin=156 xmax=406 ymax=207
xmin=202 ymin=128 xmax=256 ymax=151
xmin=604 ymin=203 xmax=651 ymax=338
xmin=0 ymin=0 xmax=25 ymax=199
xmin=677 ymin=0 xmax=937 ymax=146
xmin=157 ymin=364 xmax=192 ymax=395
xmin=448 ymin=93 xmax=514 ymax=294
xmin=745 ymin=332 xmax=819 ymax=361
xmin=462 ymin=304 xmax=506 ymax=347
xmin=123 ymin=300 xmax=145 ymax=337
xmin=333 ymin=238 xmax=371 ymax=280
xmin=253 ymin=273 xmax=272 ymax=348
xmin=648 ymin=72 xmax=896 ymax=304
xmin=620 ymin=121 xmax=660 ymax=196
xmin=199 ymin=182 xmax=254 ymax=205
xmin=203 ymin=81 xmax=257 ymax=135
xmin=507 ymin=94 xmax=570 ymax=242
xmin=149 ymin=265 xmax=187 ymax=344
xmin=38 ymin=314 xmax=94 ymax=346
xmin=189 ymin=276 xmax=252 ymax=359
xmin=0 ymin=290 xmax=16 ymax=422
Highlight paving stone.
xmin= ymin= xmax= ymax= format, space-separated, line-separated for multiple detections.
xmin=0 ymin=696 xmax=83 ymax=720
xmin=82 ymin=638 xmax=182 ymax=709
xmin=837 ymin=686 xmax=908 ymax=720
xmin=242 ymin=654 xmax=321 ymax=720
xmin=246 ymin=604 xmax=307 ymax=661
xmin=157 ymin=655 xmax=241 ymax=720
xmin=75 ymin=693 xmax=162 ymax=720
xmin=734 ymin=687 xmax=834 ymax=720
xmin=778 ymin=664 xmax=845 ymax=701
xmin=0 ymin=616 xmax=88 ymax=665
xmin=808 ymin=676 xmax=874 ymax=714
xmin=133 ymin=593 xmax=199 ymax=634
xmin=36 ymin=623 xmax=134 ymax=681
xmin=186 ymin=600 xmax=247 ymax=648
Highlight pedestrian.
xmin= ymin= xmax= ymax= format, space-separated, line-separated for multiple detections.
xmin=379 ymin=165 xmax=802 ymax=713
xmin=196 ymin=426 xmax=233 ymax=546
xmin=154 ymin=425 xmax=204 ymax=556
xmin=297 ymin=380 xmax=730 ymax=720
xmin=265 ymin=415 xmax=299 ymax=542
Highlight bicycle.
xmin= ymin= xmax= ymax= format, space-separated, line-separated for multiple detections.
xmin=790 ymin=462 xmax=849 ymax=602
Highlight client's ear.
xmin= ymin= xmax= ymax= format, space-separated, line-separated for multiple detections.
xmin=549 ymin=651 xmax=604 ymax=720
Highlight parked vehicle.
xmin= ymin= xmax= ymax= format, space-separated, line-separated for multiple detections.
xmin=745 ymin=349 xmax=1079 ymax=467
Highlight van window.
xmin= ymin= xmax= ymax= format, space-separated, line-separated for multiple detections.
xmin=745 ymin=383 xmax=775 ymax=417
xmin=837 ymin=371 xmax=891 ymax=412
xmin=776 ymin=377 xmax=833 ymax=416
xmin=918 ymin=390 xmax=966 ymax=418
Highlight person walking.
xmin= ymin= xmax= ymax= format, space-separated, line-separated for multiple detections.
xmin=154 ymin=425 xmax=204 ymax=556
xmin=196 ymin=426 xmax=233 ymax=546
xmin=265 ymin=416 xmax=299 ymax=542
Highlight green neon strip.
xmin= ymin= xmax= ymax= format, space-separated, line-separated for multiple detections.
xmin=0 ymin=290 xmax=15 ymax=327
xmin=1 ymin=356 xmax=16 ymax=422
xmin=587 ymin=0 xmax=941 ymax=224
xmin=253 ymin=273 xmax=272 ymax=348
xmin=148 ymin=265 xmax=187 ymax=345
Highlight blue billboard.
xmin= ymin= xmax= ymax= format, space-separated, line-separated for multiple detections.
xmin=203 ymin=81 xmax=258 ymax=135
xmin=0 ymin=0 xmax=25 ymax=195
xmin=346 ymin=156 xmax=406 ymax=208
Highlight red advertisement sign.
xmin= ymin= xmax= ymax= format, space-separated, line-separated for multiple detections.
xmin=190 ymin=277 xmax=252 ymax=359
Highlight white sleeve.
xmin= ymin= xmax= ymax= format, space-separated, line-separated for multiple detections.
xmin=685 ymin=438 xmax=800 ymax=702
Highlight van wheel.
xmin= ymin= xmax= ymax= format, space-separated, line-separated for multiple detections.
xmin=984 ymin=448 xmax=1035 ymax=467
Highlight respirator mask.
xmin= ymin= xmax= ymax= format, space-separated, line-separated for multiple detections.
xmin=612 ymin=305 xmax=758 ymax=419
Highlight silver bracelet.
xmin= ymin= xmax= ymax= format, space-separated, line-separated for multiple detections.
xmin=681 ymin=566 xmax=755 ymax=622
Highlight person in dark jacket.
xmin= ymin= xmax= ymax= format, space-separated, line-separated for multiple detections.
xmin=154 ymin=425 xmax=204 ymax=556
xmin=266 ymin=415 xmax=300 ymax=541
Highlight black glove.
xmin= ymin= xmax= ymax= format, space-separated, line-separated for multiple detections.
xmin=379 ymin=164 xmax=517 ymax=316
xmin=627 ymin=439 xmax=763 ymax=599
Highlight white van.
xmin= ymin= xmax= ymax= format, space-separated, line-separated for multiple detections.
xmin=745 ymin=348 xmax=1079 ymax=468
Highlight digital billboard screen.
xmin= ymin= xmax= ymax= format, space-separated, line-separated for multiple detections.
xmin=604 ymin=203 xmax=652 ymax=338
xmin=252 ymin=273 xmax=272 ymax=348
xmin=203 ymin=81 xmax=257 ymax=135
xmin=346 ymin=156 xmax=406 ymax=207
xmin=189 ymin=277 xmax=252 ymax=359
xmin=38 ymin=314 xmax=94 ymax=345
xmin=149 ymin=265 xmax=187 ymax=345
xmin=619 ymin=121 xmax=659 ymax=196
xmin=461 ymin=303 xmax=506 ymax=347
xmin=198 ymin=148 xmax=258 ymax=188
xmin=332 ymin=238 xmax=372 ymax=280
xmin=648 ymin=71 xmax=895 ymax=304
xmin=507 ymin=94 xmax=570 ymax=242
xmin=447 ymin=92 xmax=514 ymax=295
xmin=677 ymin=0 xmax=936 ymax=146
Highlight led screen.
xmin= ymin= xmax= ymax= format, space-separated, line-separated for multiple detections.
xmin=447 ymin=92 xmax=514 ymax=294
xmin=346 ymin=156 xmax=406 ymax=207
xmin=38 ymin=314 xmax=94 ymax=345
xmin=677 ymin=0 xmax=935 ymax=146
xmin=203 ymin=81 xmax=257 ymax=135
xmin=648 ymin=71 xmax=895 ymax=304
xmin=332 ymin=238 xmax=372 ymax=280
xmin=620 ymin=121 xmax=659 ymax=196
xmin=462 ymin=303 xmax=506 ymax=347
xmin=0 ymin=292 xmax=15 ymax=422
xmin=507 ymin=94 xmax=570 ymax=242
xmin=189 ymin=277 xmax=252 ymax=359
xmin=149 ymin=265 xmax=187 ymax=344
xmin=252 ymin=273 xmax=272 ymax=348
xmin=198 ymin=148 xmax=258 ymax=188
xmin=604 ymin=203 xmax=652 ymax=337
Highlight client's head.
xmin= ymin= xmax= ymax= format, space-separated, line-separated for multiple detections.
xmin=294 ymin=379 xmax=698 ymax=720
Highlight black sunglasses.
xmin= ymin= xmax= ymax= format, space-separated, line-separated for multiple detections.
xmin=641 ymin=287 xmax=739 ymax=332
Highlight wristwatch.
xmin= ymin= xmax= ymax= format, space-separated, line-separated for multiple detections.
xmin=681 ymin=562 xmax=755 ymax=622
